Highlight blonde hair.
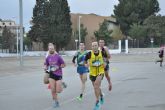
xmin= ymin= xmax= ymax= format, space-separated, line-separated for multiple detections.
xmin=48 ymin=43 xmax=53 ymax=46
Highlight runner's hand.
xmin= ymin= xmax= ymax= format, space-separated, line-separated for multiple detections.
xmin=73 ymin=63 xmax=77 ymax=67
xmin=60 ymin=64 xmax=65 ymax=68
xmin=84 ymin=63 xmax=89 ymax=67
xmin=44 ymin=65 xmax=47 ymax=71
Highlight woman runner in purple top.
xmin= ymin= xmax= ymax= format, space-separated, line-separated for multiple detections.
xmin=45 ymin=44 xmax=65 ymax=108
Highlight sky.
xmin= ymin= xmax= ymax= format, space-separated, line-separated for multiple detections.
xmin=0 ymin=0 xmax=165 ymax=32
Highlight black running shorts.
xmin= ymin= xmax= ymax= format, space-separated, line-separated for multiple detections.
xmin=49 ymin=72 xmax=62 ymax=81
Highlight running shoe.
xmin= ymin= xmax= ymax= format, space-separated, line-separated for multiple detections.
xmin=62 ymin=82 xmax=67 ymax=89
xmin=100 ymin=96 xmax=104 ymax=105
xmin=53 ymin=101 xmax=60 ymax=108
xmin=100 ymin=93 xmax=104 ymax=105
xmin=76 ymin=96 xmax=82 ymax=101
xmin=93 ymin=101 xmax=100 ymax=110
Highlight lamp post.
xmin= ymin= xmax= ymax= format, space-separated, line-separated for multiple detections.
xmin=16 ymin=26 xmax=19 ymax=58
xmin=19 ymin=0 xmax=24 ymax=67
xmin=75 ymin=39 xmax=78 ymax=50
xmin=78 ymin=16 xmax=82 ymax=45
xmin=150 ymin=38 xmax=154 ymax=53
xmin=134 ymin=39 xmax=136 ymax=48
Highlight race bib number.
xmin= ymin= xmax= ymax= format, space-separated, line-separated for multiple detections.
xmin=49 ymin=65 xmax=59 ymax=72
xmin=92 ymin=61 xmax=101 ymax=67
xmin=78 ymin=61 xmax=84 ymax=65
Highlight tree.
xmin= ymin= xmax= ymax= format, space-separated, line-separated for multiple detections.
xmin=129 ymin=23 xmax=147 ymax=40
xmin=28 ymin=0 xmax=72 ymax=51
xmin=2 ymin=26 xmax=15 ymax=52
xmin=128 ymin=23 xmax=148 ymax=47
xmin=28 ymin=0 xmax=45 ymax=41
xmin=143 ymin=15 xmax=165 ymax=46
xmin=0 ymin=26 xmax=2 ymax=49
xmin=27 ymin=0 xmax=50 ymax=49
xmin=94 ymin=20 xmax=113 ymax=45
xmin=113 ymin=0 xmax=160 ymax=36
xmin=2 ymin=26 xmax=9 ymax=50
xmin=24 ymin=36 xmax=32 ymax=51
xmin=48 ymin=0 xmax=72 ymax=51
xmin=128 ymin=15 xmax=165 ymax=47
xmin=0 ymin=36 xmax=2 ymax=48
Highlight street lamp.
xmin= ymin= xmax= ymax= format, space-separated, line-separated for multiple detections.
xmin=150 ymin=38 xmax=154 ymax=53
xmin=19 ymin=0 xmax=24 ymax=67
xmin=75 ymin=39 xmax=78 ymax=50
xmin=16 ymin=26 xmax=19 ymax=58
xmin=78 ymin=16 xmax=82 ymax=44
xmin=134 ymin=39 xmax=136 ymax=48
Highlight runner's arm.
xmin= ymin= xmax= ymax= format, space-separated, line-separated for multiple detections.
xmin=84 ymin=51 xmax=91 ymax=65
xmin=44 ymin=57 xmax=49 ymax=71
xmin=101 ymin=51 xmax=107 ymax=58
xmin=72 ymin=52 xmax=78 ymax=66
xmin=58 ymin=55 xmax=66 ymax=68
xmin=104 ymin=46 xmax=111 ymax=59
xmin=72 ymin=56 xmax=76 ymax=64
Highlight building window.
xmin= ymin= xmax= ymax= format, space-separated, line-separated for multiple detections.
xmin=9 ymin=22 xmax=12 ymax=25
xmin=3 ymin=22 xmax=5 ymax=25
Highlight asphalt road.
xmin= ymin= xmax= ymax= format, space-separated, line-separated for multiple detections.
xmin=0 ymin=54 xmax=165 ymax=110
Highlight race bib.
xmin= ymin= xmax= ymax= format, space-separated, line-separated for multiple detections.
xmin=78 ymin=61 xmax=84 ymax=65
xmin=92 ymin=61 xmax=101 ymax=67
xmin=48 ymin=65 xmax=59 ymax=72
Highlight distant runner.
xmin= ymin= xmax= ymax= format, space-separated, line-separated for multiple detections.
xmin=155 ymin=46 xmax=164 ymax=67
xmin=99 ymin=39 xmax=112 ymax=91
xmin=72 ymin=43 xmax=89 ymax=101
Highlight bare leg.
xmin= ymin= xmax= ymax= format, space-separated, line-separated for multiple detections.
xmin=49 ymin=78 xmax=57 ymax=101
xmin=80 ymin=73 xmax=87 ymax=96
xmin=105 ymin=71 xmax=112 ymax=91
xmin=93 ymin=75 xmax=103 ymax=102
xmin=56 ymin=80 xmax=63 ymax=93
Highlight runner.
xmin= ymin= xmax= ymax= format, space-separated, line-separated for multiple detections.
xmin=99 ymin=39 xmax=112 ymax=91
xmin=84 ymin=42 xmax=108 ymax=110
xmin=44 ymin=43 xmax=55 ymax=86
xmin=44 ymin=43 xmax=67 ymax=89
xmin=155 ymin=46 xmax=164 ymax=67
xmin=45 ymin=44 xmax=66 ymax=108
xmin=72 ymin=43 xmax=89 ymax=101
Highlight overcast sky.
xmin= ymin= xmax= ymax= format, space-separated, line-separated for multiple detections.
xmin=0 ymin=0 xmax=164 ymax=32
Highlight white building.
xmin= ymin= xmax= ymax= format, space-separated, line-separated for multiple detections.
xmin=0 ymin=19 xmax=20 ymax=36
xmin=0 ymin=19 xmax=20 ymax=53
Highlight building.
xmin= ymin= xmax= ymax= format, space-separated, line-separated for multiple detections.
xmin=67 ymin=13 xmax=123 ymax=50
xmin=0 ymin=19 xmax=19 ymax=35
xmin=0 ymin=19 xmax=20 ymax=52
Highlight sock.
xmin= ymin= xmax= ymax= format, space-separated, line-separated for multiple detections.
xmin=80 ymin=93 xmax=83 ymax=98
xmin=100 ymin=93 xmax=103 ymax=98
xmin=96 ymin=100 xmax=99 ymax=105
